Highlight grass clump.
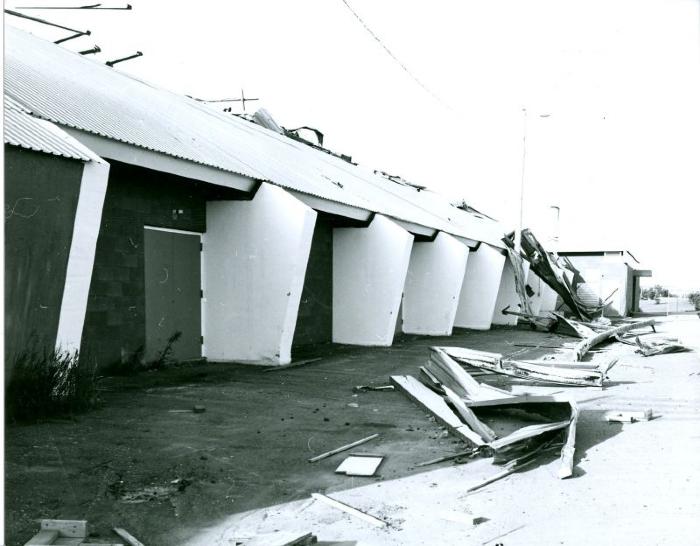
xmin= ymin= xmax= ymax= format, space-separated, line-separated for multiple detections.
xmin=6 ymin=347 xmax=99 ymax=423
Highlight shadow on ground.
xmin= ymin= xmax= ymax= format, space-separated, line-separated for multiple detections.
xmin=5 ymin=326 xmax=628 ymax=546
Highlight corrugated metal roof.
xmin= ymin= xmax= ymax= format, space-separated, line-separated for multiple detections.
xmin=5 ymin=26 xmax=506 ymax=246
xmin=4 ymin=94 xmax=94 ymax=161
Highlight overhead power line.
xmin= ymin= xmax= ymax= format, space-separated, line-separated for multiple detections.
xmin=15 ymin=3 xmax=132 ymax=9
xmin=338 ymin=0 xmax=453 ymax=111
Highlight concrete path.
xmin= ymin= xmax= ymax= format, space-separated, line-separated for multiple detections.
xmin=185 ymin=315 xmax=700 ymax=546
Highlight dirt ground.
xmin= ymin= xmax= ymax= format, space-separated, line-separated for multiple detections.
xmin=5 ymin=315 xmax=699 ymax=545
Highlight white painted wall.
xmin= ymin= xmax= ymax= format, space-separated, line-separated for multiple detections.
xmin=491 ymin=254 xmax=531 ymax=326
xmin=203 ymin=183 xmax=316 ymax=364
xmin=454 ymin=244 xmax=506 ymax=330
xmin=526 ymin=268 xmax=545 ymax=316
xmin=55 ymin=159 xmax=110 ymax=353
xmin=402 ymin=232 xmax=469 ymax=335
xmin=333 ymin=214 xmax=413 ymax=345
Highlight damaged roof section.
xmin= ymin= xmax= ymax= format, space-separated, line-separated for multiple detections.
xmin=5 ymin=26 xmax=507 ymax=247
xmin=3 ymin=94 xmax=95 ymax=162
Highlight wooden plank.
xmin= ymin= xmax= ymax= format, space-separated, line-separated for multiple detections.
xmin=112 ymin=528 xmax=144 ymax=546
xmin=311 ymin=493 xmax=388 ymax=528
xmin=573 ymin=318 xmax=656 ymax=360
xmin=308 ymin=434 xmax=379 ymax=463
xmin=415 ymin=449 xmax=478 ymax=467
xmin=24 ymin=530 xmax=59 ymax=546
xmin=41 ymin=520 xmax=87 ymax=538
xmin=391 ymin=375 xmax=486 ymax=446
xmin=263 ymin=357 xmax=323 ymax=372
xmin=442 ymin=386 xmax=497 ymax=442
xmin=604 ymin=409 xmax=653 ymax=423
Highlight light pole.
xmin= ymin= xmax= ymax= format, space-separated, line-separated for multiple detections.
xmin=516 ymin=108 xmax=551 ymax=251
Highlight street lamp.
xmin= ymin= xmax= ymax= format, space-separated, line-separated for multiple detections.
xmin=516 ymin=109 xmax=551 ymax=251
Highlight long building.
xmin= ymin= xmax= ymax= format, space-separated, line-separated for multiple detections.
xmin=4 ymin=26 xmax=528 ymax=371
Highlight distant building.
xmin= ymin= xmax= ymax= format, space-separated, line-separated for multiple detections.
xmin=557 ymin=250 xmax=652 ymax=317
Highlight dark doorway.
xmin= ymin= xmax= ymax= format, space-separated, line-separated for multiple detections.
xmin=144 ymin=227 xmax=202 ymax=362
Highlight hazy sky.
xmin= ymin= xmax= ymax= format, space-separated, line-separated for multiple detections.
xmin=6 ymin=0 xmax=700 ymax=289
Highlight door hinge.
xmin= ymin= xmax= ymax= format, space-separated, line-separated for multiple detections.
xmin=200 ymin=242 xmax=203 ymax=251
xmin=200 ymin=335 xmax=204 ymax=345
xmin=200 ymin=289 xmax=204 ymax=298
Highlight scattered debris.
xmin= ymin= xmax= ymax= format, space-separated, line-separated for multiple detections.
xmin=118 ymin=479 xmax=190 ymax=503
xmin=635 ymin=336 xmax=691 ymax=357
xmin=439 ymin=346 xmax=617 ymax=387
xmin=415 ymin=449 xmax=479 ymax=468
xmin=604 ymin=409 xmax=653 ymax=423
xmin=311 ymin=493 xmax=389 ymax=528
xmin=335 ymin=454 xmax=384 ymax=476
xmin=392 ymin=349 xmax=580 ymax=481
xmin=308 ymin=434 xmax=379 ymax=463
xmin=112 ymin=528 xmax=144 ymax=546
xmin=573 ymin=319 xmax=656 ymax=360
xmin=519 ymin=229 xmax=597 ymax=320
xmin=353 ymin=385 xmax=395 ymax=392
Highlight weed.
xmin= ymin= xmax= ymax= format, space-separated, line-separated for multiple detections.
xmin=6 ymin=346 xmax=98 ymax=423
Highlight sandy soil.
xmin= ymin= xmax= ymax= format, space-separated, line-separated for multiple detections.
xmin=5 ymin=316 xmax=699 ymax=545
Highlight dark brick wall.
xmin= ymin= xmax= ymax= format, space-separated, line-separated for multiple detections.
xmin=293 ymin=214 xmax=333 ymax=350
xmin=81 ymin=161 xmax=238 ymax=368
xmin=4 ymin=146 xmax=84 ymax=374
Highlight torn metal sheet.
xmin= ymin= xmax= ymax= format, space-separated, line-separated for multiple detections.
xmin=634 ymin=336 xmax=691 ymax=357
xmin=573 ymin=319 xmax=656 ymax=361
xmin=518 ymin=229 xmax=598 ymax=320
xmin=438 ymin=346 xmax=617 ymax=387
xmin=392 ymin=349 xmax=580 ymax=480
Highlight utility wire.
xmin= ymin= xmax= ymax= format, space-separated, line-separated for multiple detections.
xmin=338 ymin=0 xmax=453 ymax=111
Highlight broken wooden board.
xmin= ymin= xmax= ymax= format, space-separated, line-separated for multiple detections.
xmin=573 ymin=318 xmax=656 ymax=360
xmin=40 ymin=521 xmax=87 ymax=539
xmin=442 ymin=385 xmax=497 ymax=442
xmin=308 ymin=434 xmax=379 ymax=463
xmin=335 ymin=455 xmax=383 ymax=476
xmin=311 ymin=493 xmax=388 ymax=528
xmin=112 ymin=528 xmax=144 ymax=546
xmin=390 ymin=375 xmax=487 ymax=446
xmin=24 ymin=530 xmax=59 ymax=546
